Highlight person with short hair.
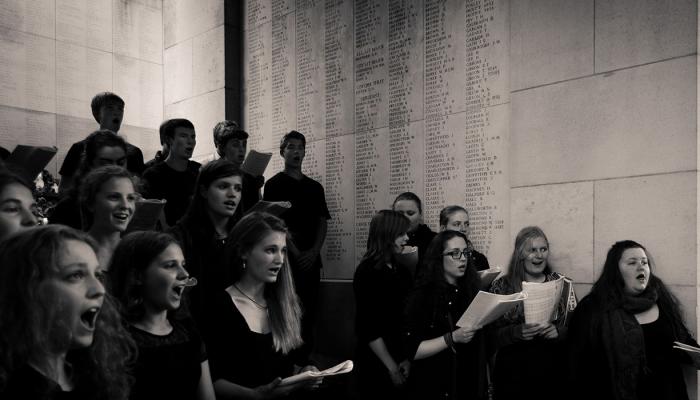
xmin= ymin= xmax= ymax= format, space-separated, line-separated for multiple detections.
xmin=439 ymin=205 xmax=490 ymax=271
xmin=202 ymin=212 xmax=321 ymax=399
xmin=50 ymin=130 xmax=130 ymax=229
xmin=143 ymin=120 xmax=171 ymax=170
xmin=59 ymin=92 xmax=144 ymax=192
xmin=169 ymin=159 xmax=243 ymax=323
xmin=109 ymin=231 xmax=216 ymax=400
xmin=263 ymin=130 xmax=330 ymax=357
xmin=0 ymin=171 xmax=38 ymax=241
xmin=567 ymin=240 xmax=700 ymax=400
xmin=0 ymin=225 xmax=135 ymax=399
xmin=488 ymin=226 xmax=569 ymax=400
xmin=353 ymin=210 xmax=413 ymax=398
xmin=142 ymin=118 xmax=200 ymax=228
xmin=213 ymin=120 xmax=263 ymax=213
xmin=403 ymin=230 xmax=488 ymax=400
xmin=79 ymin=165 xmax=137 ymax=268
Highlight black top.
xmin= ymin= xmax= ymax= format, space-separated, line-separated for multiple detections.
xmin=403 ymin=281 xmax=487 ymax=400
xmin=240 ymin=171 xmax=264 ymax=214
xmin=129 ymin=318 xmax=207 ymax=400
xmin=143 ymin=150 xmax=165 ymax=170
xmin=639 ymin=316 xmax=690 ymax=400
xmin=263 ymin=172 xmax=330 ymax=251
xmin=48 ymin=194 xmax=81 ymax=229
xmin=201 ymin=290 xmax=295 ymax=388
xmin=168 ymin=218 xmax=232 ymax=324
xmin=488 ymin=273 xmax=566 ymax=400
xmin=408 ymin=224 xmax=435 ymax=263
xmin=1 ymin=365 xmax=94 ymax=400
xmin=141 ymin=161 xmax=201 ymax=226
xmin=567 ymin=296 xmax=695 ymax=400
xmin=353 ymin=258 xmax=413 ymax=363
xmin=59 ymin=139 xmax=145 ymax=178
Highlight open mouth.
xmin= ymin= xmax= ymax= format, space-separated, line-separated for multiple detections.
xmin=172 ymin=285 xmax=185 ymax=297
xmin=269 ymin=267 xmax=281 ymax=274
xmin=113 ymin=212 xmax=130 ymax=222
xmin=80 ymin=307 xmax=100 ymax=330
xmin=636 ymin=273 xmax=647 ymax=283
xmin=224 ymin=200 xmax=237 ymax=209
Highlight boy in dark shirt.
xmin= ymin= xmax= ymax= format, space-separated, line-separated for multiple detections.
xmin=263 ymin=130 xmax=330 ymax=355
xmin=213 ymin=120 xmax=263 ymax=213
xmin=141 ymin=118 xmax=200 ymax=228
xmin=58 ymin=92 xmax=145 ymax=192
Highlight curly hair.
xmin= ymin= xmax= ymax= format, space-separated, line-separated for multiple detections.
xmin=109 ymin=231 xmax=188 ymax=322
xmin=224 ymin=212 xmax=303 ymax=354
xmin=419 ymin=230 xmax=479 ymax=296
xmin=0 ymin=225 xmax=134 ymax=399
xmin=78 ymin=165 xmax=135 ymax=230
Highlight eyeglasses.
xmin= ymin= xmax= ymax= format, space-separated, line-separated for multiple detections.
xmin=443 ymin=249 xmax=471 ymax=260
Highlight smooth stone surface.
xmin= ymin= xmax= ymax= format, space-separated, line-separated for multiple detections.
xmin=193 ymin=24 xmax=225 ymax=96
xmin=113 ymin=55 xmax=163 ymax=130
xmin=164 ymin=38 xmax=192 ymax=104
xmin=511 ymin=181 xmax=595 ymax=284
xmin=56 ymin=42 xmax=112 ymax=119
xmin=511 ymin=56 xmax=696 ymax=187
xmin=594 ymin=172 xmax=696 ymax=286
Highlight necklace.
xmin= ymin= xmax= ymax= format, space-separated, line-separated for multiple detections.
xmin=233 ymin=283 xmax=267 ymax=309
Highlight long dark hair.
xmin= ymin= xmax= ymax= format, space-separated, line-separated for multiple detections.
xmin=109 ymin=231 xmax=187 ymax=322
xmin=179 ymin=159 xmax=243 ymax=231
xmin=420 ymin=230 xmax=479 ymax=297
xmin=0 ymin=225 xmax=134 ymax=399
xmin=363 ymin=210 xmax=410 ymax=266
xmin=590 ymin=241 xmax=688 ymax=336
xmin=224 ymin=212 xmax=302 ymax=353
xmin=500 ymin=226 xmax=553 ymax=293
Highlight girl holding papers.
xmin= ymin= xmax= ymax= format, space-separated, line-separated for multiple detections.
xmin=567 ymin=240 xmax=700 ymax=400
xmin=200 ymin=212 xmax=321 ymax=399
xmin=488 ymin=226 xmax=568 ymax=400
xmin=353 ymin=210 xmax=413 ymax=398
xmin=403 ymin=230 xmax=488 ymax=400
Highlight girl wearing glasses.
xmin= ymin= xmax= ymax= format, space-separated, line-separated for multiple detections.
xmin=353 ymin=210 xmax=413 ymax=398
xmin=403 ymin=230 xmax=487 ymax=400
xmin=109 ymin=231 xmax=216 ymax=400
xmin=439 ymin=205 xmax=490 ymax=271
xmin=488 ymin=226 xmax=569 ymax=400
xmin=0 ymin=171 xmax=38 ymax=241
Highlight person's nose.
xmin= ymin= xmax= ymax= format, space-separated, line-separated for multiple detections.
xmin=20 ymin=207 xmax=38 ymax=227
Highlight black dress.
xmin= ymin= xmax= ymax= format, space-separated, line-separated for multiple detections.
xmin=201 ymin=290 xmax=295 ymax=389
xmin=567 ymin=295 xmax=697 ymax=400
xmin=1 ymin=365 xmax=95 ymax=400
xmin=353 ymin=257 xmax=413 ymax=398
xmin=403 ymin=281 xmax=488 ymax=400
xmin=129 ymin=318 xmax=207 ymax=400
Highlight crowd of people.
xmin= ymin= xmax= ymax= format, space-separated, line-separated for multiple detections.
xmin=0 ymin=91 xmax=698 ymax=400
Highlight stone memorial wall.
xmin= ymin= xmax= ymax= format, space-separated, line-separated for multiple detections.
xmin=244 ymin=0 xmax=511 ymax=279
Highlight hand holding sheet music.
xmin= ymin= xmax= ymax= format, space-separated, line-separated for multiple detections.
xmin=456 ymin=290 xmax=526 ymax=330
xmin=673 ymin=342 xmax=700 ymax=369
xmin=522 ymin=276 xmax=564 ymax=324
xmin=280 ymin=360 xmax=353 ymax=386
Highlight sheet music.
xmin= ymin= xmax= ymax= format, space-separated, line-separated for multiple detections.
xmin=522 ymin=276 xmax=564 ymax=324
